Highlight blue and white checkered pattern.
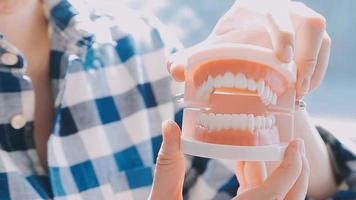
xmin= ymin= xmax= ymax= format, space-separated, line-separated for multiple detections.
xmin=0 ymin=1 xmax=355 ymax=199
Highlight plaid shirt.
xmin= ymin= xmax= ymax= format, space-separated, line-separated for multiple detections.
xmin=0 ymin=1 xmax=355 ymax=199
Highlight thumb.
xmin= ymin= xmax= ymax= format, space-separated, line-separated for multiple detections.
xmin=159 ymin=120 xmax=182 ymax=157
xmin=167 ymin=52 xmax=187 ymax=82
xmin=149 ymin=120 xmax=185 ymax=200
xmin=234 ymin=140 xmax=304 ymax=200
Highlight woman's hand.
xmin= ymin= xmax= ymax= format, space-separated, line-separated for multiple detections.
xmin=168 ymin=0 xmax=330 ymax=99
xmin=149 ymin=121 xmax=185 ymax=200
xmin=234 ymin=140 xmax=309 ymax=200
xmin=149 ymin=120 xmax=309 ymax=200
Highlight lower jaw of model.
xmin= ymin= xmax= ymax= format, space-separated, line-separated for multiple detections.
xmin=195 ymin=112 xmax=279 ymax=146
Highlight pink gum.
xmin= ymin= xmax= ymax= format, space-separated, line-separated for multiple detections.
xmin=192 ymin=59 xmax=289 ymax=95
xmin=194 ymin=126 xmax=280 ymax=146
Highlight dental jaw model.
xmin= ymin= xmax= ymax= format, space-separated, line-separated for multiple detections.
xmin=179 ymin=44 xmax=297 ymax=161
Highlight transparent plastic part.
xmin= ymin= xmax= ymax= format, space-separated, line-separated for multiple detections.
xmin=179 ymin=44 xmax=297 ymax=161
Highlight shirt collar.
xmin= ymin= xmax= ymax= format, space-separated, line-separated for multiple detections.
xmin=43 ymin=0 xmax=96 ymax=59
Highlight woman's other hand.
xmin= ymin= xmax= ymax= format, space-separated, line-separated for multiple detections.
xmin=234 ymin=140 xmax=309 ymax=200
xmin=168 ymin=0 xmax=331 ymax=99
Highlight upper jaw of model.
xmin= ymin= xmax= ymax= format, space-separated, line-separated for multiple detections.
xmin=196 ymin=72 xmax=278 ymax=106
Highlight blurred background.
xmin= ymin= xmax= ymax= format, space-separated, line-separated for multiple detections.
xmin=121 ymin=0 xmax=356 ymax=138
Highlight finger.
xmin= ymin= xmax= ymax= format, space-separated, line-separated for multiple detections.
xmin=149 ymin=120 xmax=185 ymax=200
xmin=285 ymin=155 xmax=310 ymax=200
xmin=236 ymin=162 xmax=247 ymax=189
xmin=159 ymin=120 xmax=182 ymax=156
xmin=290 ymin=2 xmax=327 ymax=98
xmin=234 ymin=157 xmax=308 ymax=200
xmin=216 ymin=0 xmax=295 ymax=62
xmin=233 ymin=187 xmax=266 ymax=200
xmin=244 ymin=162 xmax=267 ymax=188
xmin=309 ymin=32 xmax=331 ymax=92
xmin=167 ymin=39 xmax=218 ymax=82
xmin=264 ymin=0 xmax=295 ymax=63
xmin=213 ymin=1 xmax=264 ymax=36
xmin=259 ymin=139 xmax=304 ymax=198
xmin=167 ymin=52 xmax=187 ymax=82
xmin=235 ymin=161 xmax=267 ymax=194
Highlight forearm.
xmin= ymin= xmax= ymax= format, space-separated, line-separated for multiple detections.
xmin=294 ymin=110 xmax=337 ymax=199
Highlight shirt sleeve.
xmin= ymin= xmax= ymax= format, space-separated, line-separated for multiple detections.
xmin=136 ymin=12 xmax=185 ymax=122
xmin=316 ymin=126 xmax=356 ymax=199
xmin=141 ymin=16 xmax=185 ymax=127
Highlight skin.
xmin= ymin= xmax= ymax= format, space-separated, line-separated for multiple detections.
xmin=0 ymin=0 xmax=23 ymax=14
xmin=167 ymin=0 xmax=336 ymax=198
xmin=0 ymin=0 xmax=53 ymax=170
xmin=294 ymin=110 xmax=337 ymax=197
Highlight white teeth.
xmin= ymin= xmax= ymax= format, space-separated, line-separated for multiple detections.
xmin=235 ymin=73 xmax=247 ymax=89
xmin=207 ymin=113 xmax=215 ymax=131
xmin=266 ymin=87 xmax=271 ymax=101
xmin=247 ymin=114 xmax=255 ymax=131
xmin=197 ymin=73 xmax=278 ymax=106
xmin=197 ymin=81 xmax=207 ymax=97
xmin=207 ymin=76 xmax=214 ymax=88
xmin=266 ymin=117 xmax=273 ymax=128
xmin=266 ymin=87 xmax=272 ymax=104
xmin=261 ymin=117 xmax=266 ymax=129
xmin=201 ymin=114 xmax=207 ymax=128
xmin=269 ymin=115 xmax=276 ymax=124
xmin=260 ymin=85 xmax=277 ymax=106
xmin=261 ymin=87 xmax=268 ymax=105
xmin=257 ymin=80 xmax=265 ymax=95
xmin=255 ymin=116 xmax=263 ymax=129
xmin=247 ymin=79 xmax=257 ymax=91
xmin=216 ymin=114 xmax=224 ymax=131
xmin=268 ymin=89 xmax=273 ymax=103
xmin=272 ymin=93 xmax=277 ymax=105
xmin=233 ymin=115 xmax=241 ymax=129
xmin=239 ymin=114 xmax=247 ymax=130
xmin=223 ymin=114 xmax=231 ymax=129
xmin=198 ymin=113 xmax=276 ymax=132
xmin=214 ymin=75 xmax=223 ymax=88
xmin=222 ymin=72 xmax=235 ymax=88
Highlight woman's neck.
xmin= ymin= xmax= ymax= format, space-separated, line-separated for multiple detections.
xmin=0 ymin=0 xmax=50 ymax=71
xmin=1 ymin=1 xmax=54 ymax=171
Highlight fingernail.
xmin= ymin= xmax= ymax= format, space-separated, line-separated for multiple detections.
xmin=282 ymin=45 xmax=293 ymax=63
xmin=162 ymin=120 xmax=172 ymax=131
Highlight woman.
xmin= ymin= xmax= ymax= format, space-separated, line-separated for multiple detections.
xmin=0 ymin=0 xmax=354 ymax=199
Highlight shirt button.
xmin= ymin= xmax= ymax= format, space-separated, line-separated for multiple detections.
xmin=10 ymin=114 xmax=26 ymax=130
xmin=1 ymin=52 xmax=18 ymax=65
